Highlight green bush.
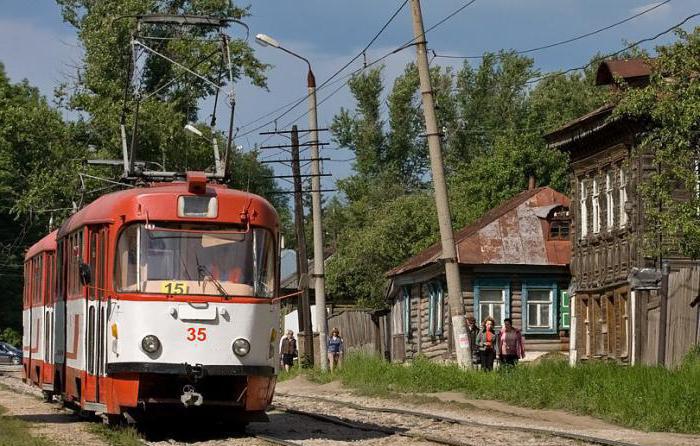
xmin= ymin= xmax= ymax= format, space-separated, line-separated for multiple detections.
xmin=0 ymin=328 xmax=21 ymax=348
xmin=305 ymin=352 xmax=700 ymax=434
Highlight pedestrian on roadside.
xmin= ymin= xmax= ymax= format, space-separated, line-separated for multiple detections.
xmin=466 ymin=316 xmax=480 ymax=367
xmin=327 ymin=327 xmax=344 ymax=372
xmin=280 ymin=330 xmax=298 ymax=372
xmin=498 ymin=318 xmax=525 ymax=367
xmin=476 ymin=317 xmax=498 ymax=371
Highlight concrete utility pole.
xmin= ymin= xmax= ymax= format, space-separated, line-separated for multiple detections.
xmin=291 ymin=125 xmax=314 ymax=367
xmin=307 ymin=71 xmax=329 ymax=371
xmin=254 ymin=33 xmax=329 ymax=370
xmin=409 ymin=0 xmax=472 ymax=368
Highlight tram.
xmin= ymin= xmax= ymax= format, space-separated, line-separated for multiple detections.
xmin=23 ymin=172 xmax=281 ymax=423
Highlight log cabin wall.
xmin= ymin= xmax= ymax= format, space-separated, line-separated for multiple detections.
xmin=392 ymin=268 xmax=570 ymax=363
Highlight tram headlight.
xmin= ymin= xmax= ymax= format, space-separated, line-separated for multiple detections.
xmin=141 ymin=335 xmax=161 ymax=353
xmin=232 ymin=338 xmax=250 ymax=356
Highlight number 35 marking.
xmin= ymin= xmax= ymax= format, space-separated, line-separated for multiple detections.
xmin=186 ymin=328 xmax=207 ymax=341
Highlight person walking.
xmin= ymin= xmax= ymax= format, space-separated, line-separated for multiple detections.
xmin=498 ymin=318 xmax=525 ymax=367
xmin=280 ymin=330 xmax=298 ymax=372
xmin=327 ymin=327 xmax=344 ymax=372
xmin=466 ymin=316 xmax=480 ymax=367
xmin=476 ymin=317 xmax=498 ymax=371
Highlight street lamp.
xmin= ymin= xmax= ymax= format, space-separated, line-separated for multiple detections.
xmin=256 ymin=33 xmax=329 ymax=371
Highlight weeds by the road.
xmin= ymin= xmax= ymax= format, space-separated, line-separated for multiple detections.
xmin=0 ymin=404 xmax=55 ymax=446
xmin=302 ymin=349 xmax=700 ymax=434
xmin=88 ymin=424 xmax=142 ymax=446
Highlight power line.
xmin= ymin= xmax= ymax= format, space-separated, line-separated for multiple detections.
xmin=236 ymin=0 xmax=409 ymax=134
xmin=241 ymin=0 xmax=480 ymax=137
xmin=526 ymin=10 xmax=700 ymax=84
xmin=433 ymin=0 xmax=672 ymax=60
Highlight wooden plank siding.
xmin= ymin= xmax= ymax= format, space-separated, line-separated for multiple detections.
xmin=393 ymin=271 xmax=569 ymax=363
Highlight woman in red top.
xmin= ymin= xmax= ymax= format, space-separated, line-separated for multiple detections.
xmin=476 ymin=317 xmax=498 ymax=371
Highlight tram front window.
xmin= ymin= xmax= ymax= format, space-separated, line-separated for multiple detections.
xmin=115 ymin=224 xmax=275 ymax=297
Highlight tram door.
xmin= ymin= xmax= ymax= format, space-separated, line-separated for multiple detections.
xmin=85 ymin=226 xmax=108 ymax=409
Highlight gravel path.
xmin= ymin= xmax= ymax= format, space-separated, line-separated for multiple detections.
xmin=0 ymin=375 xmax=107 ymax=446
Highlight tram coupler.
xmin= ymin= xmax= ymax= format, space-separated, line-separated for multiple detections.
xmin=180 ymin=384 xmax=203 ymax=407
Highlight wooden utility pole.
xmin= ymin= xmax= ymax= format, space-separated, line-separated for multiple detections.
xmin=291 ymin=125 xmax=314 ymax=366
xmin=409 ymin=0 xmax=472 ymax=368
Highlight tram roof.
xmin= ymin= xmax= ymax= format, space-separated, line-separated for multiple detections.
xmin=25 ymin=230 xmax=58 ymax=261
xmin=57 ymin=180 xmax=278 ymax=238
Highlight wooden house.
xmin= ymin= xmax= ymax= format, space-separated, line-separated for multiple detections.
xmin=544 ymin=59 xmax=700 ymax=367
xmin=386 ymin=186 xmax=572 ymax=362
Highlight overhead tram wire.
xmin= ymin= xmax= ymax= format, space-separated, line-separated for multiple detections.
xmin=526 ymin=10 xmax=700 ymax=85
xmin=236 ymin=0 xmax=409 ymax=135
xmin=433 ymin=0 xmax=672 ymax=60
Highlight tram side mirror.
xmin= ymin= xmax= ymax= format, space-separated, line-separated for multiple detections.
xmin=79 ymin=262 xmax=93 ymax=286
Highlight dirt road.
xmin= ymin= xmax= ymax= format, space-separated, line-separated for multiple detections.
xmin=1 ymin=373 xmax=699 ymax=446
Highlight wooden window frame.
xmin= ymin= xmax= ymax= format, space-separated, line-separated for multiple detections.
xmin=474 ymin=279 xmax=510 ymax=328
xmin=521 ymin=281 xmax=559 ymax=334
xmin=579 ymin=179 xmax=588 ymax=239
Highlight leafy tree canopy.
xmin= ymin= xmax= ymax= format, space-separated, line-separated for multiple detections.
xmin=616 ymin=28 xmax=700 ymax=258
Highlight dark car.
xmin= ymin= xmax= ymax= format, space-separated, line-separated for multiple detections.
xmin=0 ymin=341 xmax=21 ymax=365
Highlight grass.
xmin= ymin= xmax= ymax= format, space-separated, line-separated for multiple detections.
xmin=88 ymin=424 xmax=142 ymax=446
xmin=0 ymin=405 xmax=56 ymax=446
xmin=297 ymin=349 xmax=700 ymax=434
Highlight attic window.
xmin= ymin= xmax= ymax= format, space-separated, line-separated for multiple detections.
xmin=549 ymin=206 xmax=571 ymax=240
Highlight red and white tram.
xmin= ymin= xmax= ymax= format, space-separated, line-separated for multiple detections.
xmin=23 ymin=172 xmax=281 ymax=423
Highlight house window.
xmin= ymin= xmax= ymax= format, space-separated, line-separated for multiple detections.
xmin=549 ymin=207 xmax=570 ymax=240
xmin=560 ymin=291 xmax=570 ymax=330
xmin=474 ymin=280 xmax=509 ymax=327
xmin=606 ymin=170 xmax=614 ymax=229
xmin=402 ymin=286 xmax=411 ymax=338
xmin=391 ymin=295 xmax=403 ymax=336
xmin=592 ymin=178 xmax=600 ymax=234
xmin=619 ymin=168 xmax=628 ymax=228
xmin=579 ymin=179 xmax=588 ymax=238
xmin=426 ymin=282 xmax=444 ymax=337
xmin=522 ymin=282 xmax=558 ymax=334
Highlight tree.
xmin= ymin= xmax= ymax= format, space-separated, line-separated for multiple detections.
xmin=0 ymin=63 xmax=77 ymax=330
xmin=616 ymin=28 xmax=700 ymax=258
xmin=325 ymin=52 xmax=609 ymax=309
xmin=55 ymin=0 xmax=269 ymax=177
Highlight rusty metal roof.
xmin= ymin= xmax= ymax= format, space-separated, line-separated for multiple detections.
xmin=386 ymin=187 xmax=571 ymax=277
xmin=595 ymin=58 xmax=652 ymax=86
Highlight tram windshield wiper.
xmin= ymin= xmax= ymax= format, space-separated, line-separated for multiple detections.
xmin=195 ymin=255 xmax=230 ymax=300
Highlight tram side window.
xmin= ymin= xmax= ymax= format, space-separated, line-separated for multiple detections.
xmin=87 ymin=306 xmax=95 ymax=375
xmin=56 ymin=242 xmax=63 ymax=299
xmin=115 ymin=225 xmax=139 ymax=291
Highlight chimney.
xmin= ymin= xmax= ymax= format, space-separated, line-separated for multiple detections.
xmin=528 ymin=175 xmax=536 ymax=190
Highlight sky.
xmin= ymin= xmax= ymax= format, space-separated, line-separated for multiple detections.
xmin=1 ymin=0 xmax=699 ymax=193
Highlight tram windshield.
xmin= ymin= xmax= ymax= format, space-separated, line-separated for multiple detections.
xmin=115 ymin=224 xmax=275 ymax=297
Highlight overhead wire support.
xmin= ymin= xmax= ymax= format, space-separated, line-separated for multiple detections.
xmin=259 ymin=128 xmax=329 ymax=135
xmin=260 ymin=142 xmax=330 ymax=150
xmin=259 ymin=157 xmax=331 ymax=164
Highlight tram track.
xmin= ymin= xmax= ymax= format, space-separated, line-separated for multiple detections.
xmin=269 ymin=404 xmax=477 ymax=446
xmin=275 ymin=392 xmax=642 ymax=446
